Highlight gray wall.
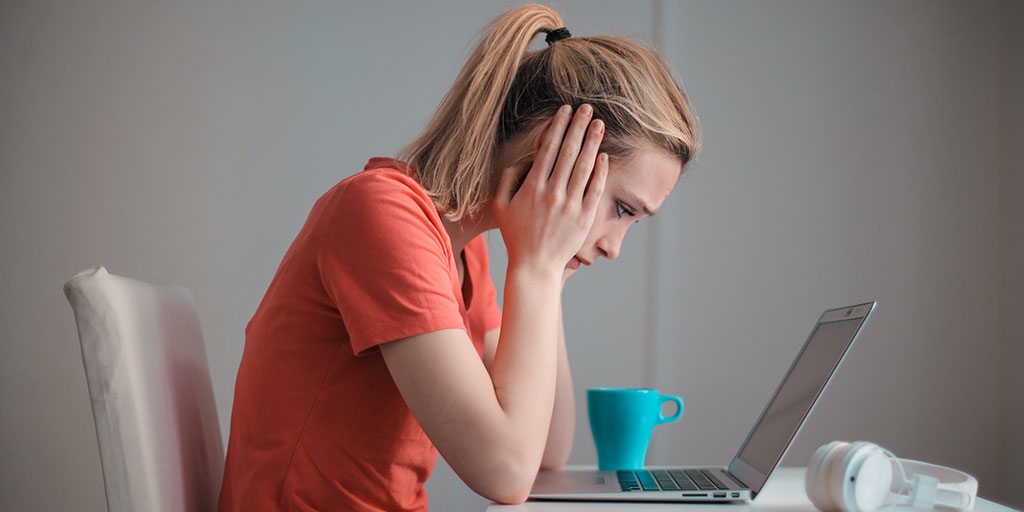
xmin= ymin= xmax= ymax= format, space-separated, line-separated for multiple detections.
xmin=1002 ymin=0 xmax=1024 ymax=508
xmin=1 ymin=1 xmax=1020 ymax=511
xmin=652 ymin=2 xmax=1019 ymax=509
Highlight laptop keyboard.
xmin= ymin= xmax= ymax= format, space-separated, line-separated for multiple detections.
xmin=616 ymin=469 xmax=730 ymax=492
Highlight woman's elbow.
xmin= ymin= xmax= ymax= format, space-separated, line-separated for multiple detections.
xmin=468 ymin=456 xmax=538 ymax=505
xmin=484 ymin=486 xmax=531 ymax=506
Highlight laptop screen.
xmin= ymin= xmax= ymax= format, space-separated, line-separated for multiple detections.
xmin=732 ymin=307 xmax=871 ymax=492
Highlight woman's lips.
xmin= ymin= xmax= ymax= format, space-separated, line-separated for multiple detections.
xmin=569 ymin=256 xmax=592 ymax=270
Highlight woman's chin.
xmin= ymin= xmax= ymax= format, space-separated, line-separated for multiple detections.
xmin=562 ymin=266 xmax=577 ymax=282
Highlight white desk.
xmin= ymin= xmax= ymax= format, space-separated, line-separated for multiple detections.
xmin=486 ymin=467 xmax=1019 ymax=511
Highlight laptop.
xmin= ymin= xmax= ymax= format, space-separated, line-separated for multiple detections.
xmin=529 ymin=301 xmax=876 ymax=502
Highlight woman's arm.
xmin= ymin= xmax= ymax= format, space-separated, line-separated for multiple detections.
xmin=380 ymin=104 xmax=605 ymax=504
xmin=483 ymin=306 xmax=576 ymax=471
xmin=541 ymin=305 xmax=575 ymax=469
xmin=380 ymin=265 xmax=562 ymax=504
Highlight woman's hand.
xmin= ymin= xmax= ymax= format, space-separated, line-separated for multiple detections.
xmin=493 ymin=104 xmax=608 ymax=277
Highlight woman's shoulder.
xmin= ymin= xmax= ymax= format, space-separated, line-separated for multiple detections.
xmin=334 ymin=157 xmax=422 ymax=196
xmin=309 ymin=158 xmax=445 ymax=238
xmin=312 ymin=158 xmax=430 ymax=212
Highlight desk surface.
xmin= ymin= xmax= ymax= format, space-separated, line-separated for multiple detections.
xmin=486 ymin=467 xmax=1018 ymax=511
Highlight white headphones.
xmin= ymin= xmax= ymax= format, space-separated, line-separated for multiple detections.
xmin=805 ymin=441 xmax=978 ymax=512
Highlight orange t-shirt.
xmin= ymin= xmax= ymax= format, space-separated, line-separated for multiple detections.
xmin=218 ymin=158 xmax=503 ymax=511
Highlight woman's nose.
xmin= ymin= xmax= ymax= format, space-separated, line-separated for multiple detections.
xmin=596 ymin=234 xmax=622 ymax=260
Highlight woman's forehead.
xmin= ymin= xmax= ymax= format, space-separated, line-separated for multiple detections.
xmin=608 ymin=148 xmax=681 ymax=213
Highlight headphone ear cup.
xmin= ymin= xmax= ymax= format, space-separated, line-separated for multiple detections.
xmin=839 ymin=442 xmax=892 ymax=512
xmin=851 ymin=449 xmax=893 ymax=512
xmin=806 ymin=442 xmax=839 ymax=510
xmin=806 ymin=441 xmax=849 ymax=511
xmin=826 ymin=442 xmax=858 ymax=510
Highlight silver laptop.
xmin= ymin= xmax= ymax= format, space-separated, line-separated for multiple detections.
xmin=529 ymin=301 xmax=876 ymax=502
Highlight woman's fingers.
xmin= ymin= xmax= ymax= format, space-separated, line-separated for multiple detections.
xmin=529 ymin=104 xmax=574 ymax=189
xmin=549 ymin=104 xmax=593 ymax=188
xmin=495 ymin=104 xmax=608 ymax=273
xmin=582 ymin=153 xmax=609 ymax=216
xmin=567 ymin=118 xmax=604 ymax=200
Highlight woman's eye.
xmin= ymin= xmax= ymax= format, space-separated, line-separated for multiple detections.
xmin=616 ymin=202 xmax=635 ymax=219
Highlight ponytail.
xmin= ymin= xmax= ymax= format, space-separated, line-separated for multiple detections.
xmin=397 ymin=4 xmax=563 ymax=221
xmin=397 ymin=4 xmax=700 ymax=222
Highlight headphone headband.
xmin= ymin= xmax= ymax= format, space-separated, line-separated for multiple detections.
xmin=896 ymin=459 xmax=978 ymax=510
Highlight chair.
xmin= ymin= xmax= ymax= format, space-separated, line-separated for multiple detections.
xmin=63 ymin=267 xmax=224 ymax=512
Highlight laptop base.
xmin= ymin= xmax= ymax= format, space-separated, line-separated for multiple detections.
xmin=530 ymin=467 xmax=752 ymax=502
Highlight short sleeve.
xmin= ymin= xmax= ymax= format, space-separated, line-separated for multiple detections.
xmin=315 ymin=171 xmax=466 ymax=356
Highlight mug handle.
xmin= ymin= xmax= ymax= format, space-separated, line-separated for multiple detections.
xmin=657 ymin=395 xmax=685 ymax=424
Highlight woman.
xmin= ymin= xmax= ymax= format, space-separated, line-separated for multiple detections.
xmin=218 ymin=4 xmax=699 ymax=511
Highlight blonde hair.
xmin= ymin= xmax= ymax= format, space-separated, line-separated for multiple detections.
xmin=397 ymin=4 xmax=700 ymax=221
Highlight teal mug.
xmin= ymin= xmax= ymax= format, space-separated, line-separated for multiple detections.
xmin=588 ymin=387 xmax=685 ymax=471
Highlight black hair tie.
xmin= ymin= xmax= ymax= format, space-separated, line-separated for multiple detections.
xmin=545 ymin=27 xmax=571 ymax=46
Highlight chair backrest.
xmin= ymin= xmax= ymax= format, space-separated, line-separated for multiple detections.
xmin=64 ymin=267 xmax=224 ymax=512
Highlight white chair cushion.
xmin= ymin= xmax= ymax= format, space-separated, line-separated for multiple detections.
xmin=64 ymin=267 xmax=224 ymax=512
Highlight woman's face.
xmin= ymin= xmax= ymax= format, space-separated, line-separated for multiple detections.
xmin=565 ymin=147 xmax=681 ymax=275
